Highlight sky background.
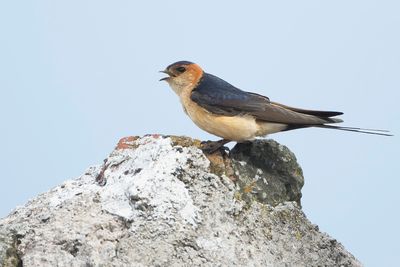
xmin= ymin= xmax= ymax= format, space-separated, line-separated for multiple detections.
xmin=0 ymin=1 xmax=399 ymax=266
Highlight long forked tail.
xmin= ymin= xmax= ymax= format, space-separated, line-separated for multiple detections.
xmin=314 ymin=125 xmax=393 ymax=136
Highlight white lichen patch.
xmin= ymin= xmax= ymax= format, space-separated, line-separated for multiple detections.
xmin=100 ymin=136 xmax=205 ymax=227
xmin=196 ymin=236 xmax=222 ymax=251
xmin=238 ymin=161 xmax=247 ymax=166
xmin=48 ymin=167 xmax=100 ymax=208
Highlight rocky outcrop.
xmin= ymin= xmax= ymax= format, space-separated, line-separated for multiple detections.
xmin=0 ymin=135 xmax=361 ymax=266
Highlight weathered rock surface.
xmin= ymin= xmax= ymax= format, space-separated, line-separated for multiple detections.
xmin=0 ymin=135 xmax=361 ymax=266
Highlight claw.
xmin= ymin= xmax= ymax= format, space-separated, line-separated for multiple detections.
xmin=200 ymin=139 xmax=231 ymax=154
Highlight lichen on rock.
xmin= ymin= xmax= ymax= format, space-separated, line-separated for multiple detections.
xmin=0 ymin=135 xmax=361 ymax=266
xmin=231 ymin=140 xmax=304 ymax=207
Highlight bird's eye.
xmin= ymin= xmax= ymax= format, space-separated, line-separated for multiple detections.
xmin=175 ymin=66 xmax=186 ymax=73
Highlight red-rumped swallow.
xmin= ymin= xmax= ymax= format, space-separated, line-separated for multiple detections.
xmin=160 ymin=61 xmax=392 ymax=152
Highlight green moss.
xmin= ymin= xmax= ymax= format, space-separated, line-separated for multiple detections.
xmin=2 ymin=233 xmax=22 ymax=267
xmin=168 ymin=135 xmax=202 ymax=148
xmin=295 ymin=231 xmax=302 ymax=240
xmin=234 ymin=191 xmax=242 ymax=201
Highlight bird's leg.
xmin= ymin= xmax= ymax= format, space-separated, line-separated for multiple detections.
xmin=200 ymin=139 xmax=231 ymax=154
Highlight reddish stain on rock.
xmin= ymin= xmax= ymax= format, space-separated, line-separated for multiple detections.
xmin=116 ymin=136 xmax=140 ymax=150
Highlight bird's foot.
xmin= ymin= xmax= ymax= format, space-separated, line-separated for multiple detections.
xmin=200 ymin=139 xmax=230 ymax=154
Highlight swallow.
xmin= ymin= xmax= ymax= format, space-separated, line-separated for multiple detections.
xmin=160 ymin=61 xmax=392 ymax=153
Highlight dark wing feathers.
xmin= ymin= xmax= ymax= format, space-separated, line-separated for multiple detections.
xmin=191 ymin=73 xmax=342 ymax=125
xmin=270 ymin=101 xmax=343 ymax=117
xmin=191 ymin=73 xmax=270 ymax=115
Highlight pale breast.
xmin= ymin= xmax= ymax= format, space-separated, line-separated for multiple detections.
xmin=179 ymin=92 xmax=259 ymax=141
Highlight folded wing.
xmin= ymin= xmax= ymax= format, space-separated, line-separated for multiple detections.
xmin=191 ymin=73 xmax=342 ymax=125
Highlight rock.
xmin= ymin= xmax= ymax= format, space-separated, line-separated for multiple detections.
xmin=0 ymin=135 xmax=361 ymax=266
xmin=230 ymin=140 xmax=304 ymax=207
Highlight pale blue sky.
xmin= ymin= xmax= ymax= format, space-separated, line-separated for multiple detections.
xmin=0 ymin=1 xmax=399 ymax=266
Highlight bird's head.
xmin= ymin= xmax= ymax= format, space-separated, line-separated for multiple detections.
xmin=160 ymin=61 xmax=204 ymax=96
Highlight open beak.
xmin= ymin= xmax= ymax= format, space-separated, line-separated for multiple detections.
xmin=159 ymin=70 xmax=174 ymax=81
